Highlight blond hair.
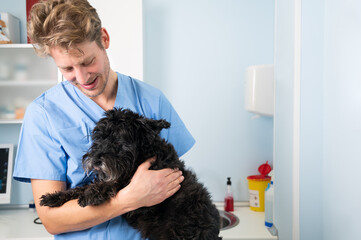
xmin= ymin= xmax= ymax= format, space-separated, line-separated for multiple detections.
xmin=27 ymin=0 xmax=102 ymax=56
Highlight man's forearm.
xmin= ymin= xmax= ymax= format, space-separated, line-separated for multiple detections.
xmin=36 ymin=190 xmax=133 ymax=235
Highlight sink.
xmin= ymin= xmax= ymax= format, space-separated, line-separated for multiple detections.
xmin=219 ymin=210 xmax=239 ymax=231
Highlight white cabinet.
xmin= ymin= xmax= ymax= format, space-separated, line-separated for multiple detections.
xmin=0 ymin=44 xmax=61 ymax=124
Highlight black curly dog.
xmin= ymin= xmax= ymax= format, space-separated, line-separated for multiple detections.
xmin=40 ymin=108 xmax=221 ymax=240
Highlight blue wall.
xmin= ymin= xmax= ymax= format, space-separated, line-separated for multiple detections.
xmin=275 ymin=0 xmax=361 ymax=239
xmin=143 ymin=0 xmax=275 ymax=201
xmin=299 ymin=0 xmax=324 ymax=239
xmin=323 ymin=0 xmax=361 ymax=239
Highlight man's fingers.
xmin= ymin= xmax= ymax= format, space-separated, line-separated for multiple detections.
xmin=164 ymin=168 xmax=180 ymax=177
xmin=139 ymin=156 xmax=156 ymax=170
xmin=167 ymin=172 xmax=184 ymax=192
xmin=166 ymin=183 xmax=181 ymax=198
xmin=157 ymin=168 xmax=183 ymax=191
xmin=173 ymin=174 xmax=184 ymax=185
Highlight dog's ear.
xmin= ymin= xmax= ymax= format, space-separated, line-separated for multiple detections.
xmin=151 ymin=119 xmax=171 ymax=133
xmin=138 ymin=118 xmax=170 ymax=134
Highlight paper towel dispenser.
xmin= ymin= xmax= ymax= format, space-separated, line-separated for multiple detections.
xmin=245 ymin=64 xmax=274 ymax=117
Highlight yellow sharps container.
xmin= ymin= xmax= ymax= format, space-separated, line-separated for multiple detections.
xmin=247 ymin=161 xmax=271 ymax=212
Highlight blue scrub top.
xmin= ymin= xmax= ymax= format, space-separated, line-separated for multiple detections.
xmin=13 ymin=72 xmax=195 ymax=240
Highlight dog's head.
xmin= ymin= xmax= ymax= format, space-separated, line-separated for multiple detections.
xmin=82 ymin=108 xmax=170 ymax=183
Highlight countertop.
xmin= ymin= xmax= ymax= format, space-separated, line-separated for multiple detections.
xmin=216 ymin=203 xmax=278 ymax=240
xmin=0 ymin=203 xmax=278 ymax=240
xmin=0 ymin=208 xmax=52 ymax=240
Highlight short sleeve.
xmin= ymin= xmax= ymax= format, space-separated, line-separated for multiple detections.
xmin=13 ymin=102 xmax=67 ymax=183
xmin=157 ymin=93 xmax=195 ymax=157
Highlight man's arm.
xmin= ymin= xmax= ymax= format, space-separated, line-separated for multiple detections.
xmin=32 ymin=159 xmax=184 ymax=235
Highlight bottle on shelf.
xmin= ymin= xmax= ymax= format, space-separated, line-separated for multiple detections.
xmin=224 ymin=177 xmax=234 ymax=212
xmin=265 ymin=170 xmax=274 ymax=227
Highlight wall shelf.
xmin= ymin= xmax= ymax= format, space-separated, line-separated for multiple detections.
xmin=0 ymin=45 xmax=60 ymax=125
xmin=0 ymin=44 xmax=33 ymax=49
xmin=0 ymin=119 xmax=23 ymax=124
xmin=0 ymin=80 xmax=57 ymax=87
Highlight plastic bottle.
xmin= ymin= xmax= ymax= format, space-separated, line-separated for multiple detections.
xmin=265 ymin=171 xmax=274 ymax=227
xmin=224 ymin=177 xmax=234 ymax=212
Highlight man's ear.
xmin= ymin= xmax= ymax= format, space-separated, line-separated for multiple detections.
xmin=100 ymin=28 xmax=110 ymax=49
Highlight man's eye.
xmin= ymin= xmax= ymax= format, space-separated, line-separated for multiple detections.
xmin=63 ymin=67 xmax=73 ymax=72
xmin=83 ymin=59 xmax=94 ymax=66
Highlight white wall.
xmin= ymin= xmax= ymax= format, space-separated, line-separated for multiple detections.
xmin=88 ymin=0 xmax=143 ymax=80
xmin=143 ymin=0 xmax=275 ymax=201
xmin=273 ymin=0 xmax=297 ymax=238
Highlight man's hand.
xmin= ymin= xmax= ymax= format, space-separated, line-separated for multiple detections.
xmin=116 ymin=157 xmax=184 ymax=210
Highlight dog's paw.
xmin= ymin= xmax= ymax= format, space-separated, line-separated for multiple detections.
xmin=77 ymin=189 xmax=105 ymax=207
xmin=77 ymin=192 xmax=102 ymax=207
xmin=77 ymin=185 xmax=115 ymax=207
xmin=77 ymin=195 xmax=89 ymax=208
xmin=40 ymin=192 xmax=66 ymax=207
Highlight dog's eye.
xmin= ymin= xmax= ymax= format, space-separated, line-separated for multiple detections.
xmin=94 ymin=161 xmax=102 ymax=166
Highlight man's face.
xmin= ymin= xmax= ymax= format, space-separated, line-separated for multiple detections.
xmin=50 ymin=41 xmax=110 ymax=98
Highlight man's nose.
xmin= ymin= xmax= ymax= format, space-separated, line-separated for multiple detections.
xmin=74 ymin=67 xmax=89 ymax=84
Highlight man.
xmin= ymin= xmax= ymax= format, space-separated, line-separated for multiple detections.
xmin=13 ymin=0 xmax=195 ymax=239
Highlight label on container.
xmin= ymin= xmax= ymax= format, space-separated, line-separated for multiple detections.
xmin=249 ymin=189 xmax=260 ymax=207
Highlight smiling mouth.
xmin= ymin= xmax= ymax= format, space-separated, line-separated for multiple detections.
xmin=81 ymin=77 xmax=98 ymax=90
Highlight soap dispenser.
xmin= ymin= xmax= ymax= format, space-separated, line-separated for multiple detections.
xmin=265 ymin=170 xmax=274 ymax=227
xmin=224 ymin=177 xmax=234 ymax=212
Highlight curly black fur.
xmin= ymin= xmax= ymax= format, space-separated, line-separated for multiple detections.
xmin=40 ymin=108 xmax=221 ymax=240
